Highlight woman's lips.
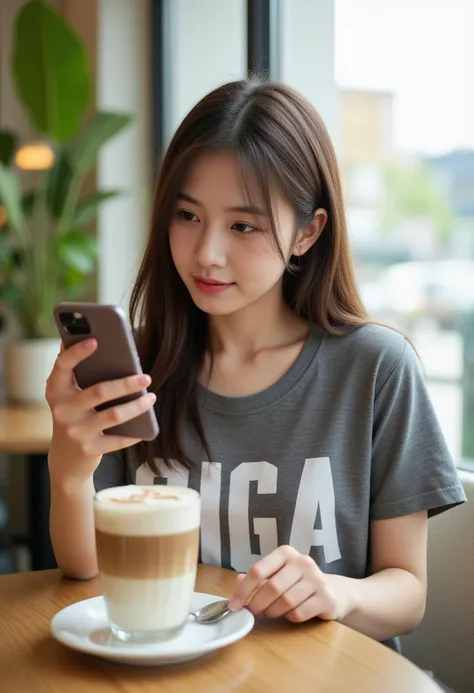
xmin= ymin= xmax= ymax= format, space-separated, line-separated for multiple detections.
xmin=193 ymin=277 xmax=234 ymax=294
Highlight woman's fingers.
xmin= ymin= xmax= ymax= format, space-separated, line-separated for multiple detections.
xmin=241 ymin=563 xmax=303 ymax=614
xmin=80 ymin=433 xmax=144 ymax=457
xmin=46 ymin=339 xmax=97 ymax=397
xmin=64 ymin=392 xmax=156 ymax=442
xmin=262 ymin=578 xmax=315 ymax=619
xmin=65 ymin=373 xmax=151 ymax=416
xmin=229 ymin=546 xmax=300 ymax=610
xmin=87 ymin=392 xmax=156 ymax=434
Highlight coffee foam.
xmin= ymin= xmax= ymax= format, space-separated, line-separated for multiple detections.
xmin=94 ymin=485 xmax=200 ymax=536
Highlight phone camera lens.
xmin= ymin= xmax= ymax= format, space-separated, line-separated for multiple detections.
xmin=58 ymin=312 xmax=91 ymax=336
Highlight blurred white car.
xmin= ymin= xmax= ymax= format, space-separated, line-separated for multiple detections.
xmin=360 ymin=260 xmax=474 ymax=319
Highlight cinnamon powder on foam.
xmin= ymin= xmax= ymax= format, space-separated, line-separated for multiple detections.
xmin=108 ymin=490 xmax=181 ymax=504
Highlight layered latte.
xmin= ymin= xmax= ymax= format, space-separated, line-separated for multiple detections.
xmin=94 ymin=485 xmax=200 ymax=642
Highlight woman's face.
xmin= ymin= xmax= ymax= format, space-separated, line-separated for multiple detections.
xmin=169 ymin=151 xmax=299 ymax=318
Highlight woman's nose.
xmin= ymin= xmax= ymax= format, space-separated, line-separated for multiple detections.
xmin=195 ymin=226 xmax=227 ymax=268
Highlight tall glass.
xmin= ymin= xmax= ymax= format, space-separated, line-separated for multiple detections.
xmin=93 ymin=485 xmax=200 ymax=643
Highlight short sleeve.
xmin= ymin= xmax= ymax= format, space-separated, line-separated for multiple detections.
xmin=93 ymin=450 xmax=127 ymax=492
xmin=370 ymin=340 xmax=467 ymax=520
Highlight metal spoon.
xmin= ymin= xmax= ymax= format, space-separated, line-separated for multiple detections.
xmin=191 ymin=599 xmax=232 ymax=624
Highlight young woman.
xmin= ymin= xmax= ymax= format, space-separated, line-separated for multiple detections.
xmin=46 ymin=79 xmax=466 ymax=652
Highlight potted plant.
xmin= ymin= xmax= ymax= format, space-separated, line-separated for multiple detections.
xmin=0 ymin=0 xmax=132 ymax=403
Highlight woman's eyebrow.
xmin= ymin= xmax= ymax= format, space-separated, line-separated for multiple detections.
xmin=227 ymin=203 xmax=267 ymax=216
xmin=177 ymin=192 xmax=267 ymax=216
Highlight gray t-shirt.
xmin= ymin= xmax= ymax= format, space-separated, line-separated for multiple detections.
xmin=94 ymin=323 xmax=466 ymax=649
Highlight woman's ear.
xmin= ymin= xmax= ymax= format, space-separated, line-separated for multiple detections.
xmin=293 ymin=208 xmax=328 ymax=256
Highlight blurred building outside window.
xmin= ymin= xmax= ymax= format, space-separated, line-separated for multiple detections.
xmin=336 ymin=0 xmax=474 ymax=469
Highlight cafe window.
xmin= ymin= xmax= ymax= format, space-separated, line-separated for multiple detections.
xmin=334 ymin=0 xmax=474 ymax=470
xmin=152 ymin=0 xmax=474 ymax=471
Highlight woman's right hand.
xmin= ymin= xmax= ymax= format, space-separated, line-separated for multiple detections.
xmin=46 ymin=338 xmax=156 ymax=487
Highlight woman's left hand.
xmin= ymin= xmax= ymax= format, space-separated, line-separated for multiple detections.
xmin=229 ymin=545 xmax=351 ymax=623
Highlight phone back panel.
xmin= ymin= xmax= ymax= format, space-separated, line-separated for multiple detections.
xmin=54 ymin=302 xmax=159 ymax=441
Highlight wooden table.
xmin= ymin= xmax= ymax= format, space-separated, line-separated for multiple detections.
xmin=0 ymin=404 xmax=55 ymax=570
xmin=0 ymin=565 xmax=443 ymax=693
xmin=0 ymin=403 xmax=53 ymax=454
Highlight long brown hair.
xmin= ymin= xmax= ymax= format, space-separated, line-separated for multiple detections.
xmin=130 ymin=79 xmax=368 ymax=472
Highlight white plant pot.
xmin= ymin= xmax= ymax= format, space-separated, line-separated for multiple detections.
xmin=4 ymin=339 xmax=61 ymax=404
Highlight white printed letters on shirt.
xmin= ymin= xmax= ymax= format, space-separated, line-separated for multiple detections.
xmin=136 ymin=457 xmax=341 ymax=569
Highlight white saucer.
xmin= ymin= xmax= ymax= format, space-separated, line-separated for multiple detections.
xmin=50 ymin=592 xmax=254 ymax=666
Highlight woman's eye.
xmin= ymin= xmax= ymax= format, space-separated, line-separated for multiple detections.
xmin=176 ymin=209 xmax=198 ymax=222
xmin=232 ymin=222 xmax=256 ymax=234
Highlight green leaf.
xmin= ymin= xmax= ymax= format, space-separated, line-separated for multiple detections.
xmin=56 ymin=231 xmax=97 ymax=275
xmin=0 ymin=131 xmax=17 ymax=166
xmin=12 ymin=0 xmax=90 ymax=141
xmin=0 ymin=240 xmax=11 ymax=270
xmin=60 ymin=265 xmax=83 ymax=290
xmin=382 ymin=161 xmax=455 ymax=239
xmin=0 ymin=162 xmax=24 ymax=231
xmin=46 ymin=146 xmax=74 ymax=219
xmin=22 ymin=190 xmax=36 ymax=217
xmin=73 ymin=112 xmax=132 ymax=175
xmin=72 ymin=190 xmax=121 ymax=227
xmin=59 ymin=267 xmax=96 ymax=299
xmin=0 ymin=284 xmax=23 ymax=309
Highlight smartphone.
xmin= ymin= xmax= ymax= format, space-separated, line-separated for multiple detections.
xmin=53 ymin=301 xmax=159 ymax=441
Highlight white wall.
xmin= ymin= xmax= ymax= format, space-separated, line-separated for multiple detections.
xmin=97 ymin=0 xmax=152 ymax=309
xmin=162 ymin=0 xmax=247 ymax=143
